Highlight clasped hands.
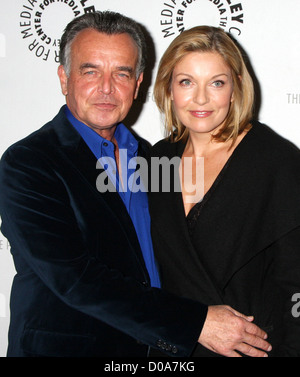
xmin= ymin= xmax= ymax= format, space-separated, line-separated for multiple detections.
xmin=199 ymin=305 xmax=272 ymax=357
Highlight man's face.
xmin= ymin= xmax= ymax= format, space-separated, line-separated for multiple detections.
xmin=58 ymin=29 xmax=143 ymax=136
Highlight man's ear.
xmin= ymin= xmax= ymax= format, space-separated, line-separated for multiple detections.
xmin=134 ymin=72 xmax=144 ymax=100
xmin=58 ymin=65 xmax=68 ymax=96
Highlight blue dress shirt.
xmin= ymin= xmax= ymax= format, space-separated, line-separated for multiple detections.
xmin=65 ymin=106 xmax=161 ymax=288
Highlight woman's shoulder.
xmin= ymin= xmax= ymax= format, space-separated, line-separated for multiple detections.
xmin=250 ymin=120 xmax=300 ymax=161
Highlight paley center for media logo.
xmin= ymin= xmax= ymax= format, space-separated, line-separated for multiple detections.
xmin=160 ymin=0 xmax=245 ymax=39
xmin=19 ymin=0 xmax=96 ymax=62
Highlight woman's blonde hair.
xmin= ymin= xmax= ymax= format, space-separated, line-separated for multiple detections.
xmin=154 ymin=26 xmax=254 ymax=143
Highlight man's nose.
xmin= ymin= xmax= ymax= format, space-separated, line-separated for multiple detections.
xmin=98 ymin=74 xmax=114 ymax=95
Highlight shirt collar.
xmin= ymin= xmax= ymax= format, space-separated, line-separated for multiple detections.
xmin=65 ymin=105 xmax=138 ymax=159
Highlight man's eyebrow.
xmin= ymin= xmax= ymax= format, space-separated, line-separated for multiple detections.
xmin=79 ymin=64 xmax=134 ymax=75
xmin=117 ymin=66 xmax=134 ymax=74
xmin=80 ymin=63 xmax=98 ymax=71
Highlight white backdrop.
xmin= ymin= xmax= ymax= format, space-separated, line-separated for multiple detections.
xmin=0 ymin=0 xmax=300 ymax=356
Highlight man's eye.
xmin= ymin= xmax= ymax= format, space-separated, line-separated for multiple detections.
xmin=84 ymin=70 xmax=96 ymax=76
xmin=117 ymin=73 xmax=130 ymax=79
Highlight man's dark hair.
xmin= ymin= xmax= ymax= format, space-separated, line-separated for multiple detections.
xmin=59 ymin=11 xmax=147 ymax=78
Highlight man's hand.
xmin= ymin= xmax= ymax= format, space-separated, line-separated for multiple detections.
xmin=198 ymin=305 xmax=272 ymax=357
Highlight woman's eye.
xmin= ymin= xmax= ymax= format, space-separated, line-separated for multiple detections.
xmin=212 ymin=80 xmax=225 ymax=88
xmin=179 ymin=79 xmax=192 ymax=87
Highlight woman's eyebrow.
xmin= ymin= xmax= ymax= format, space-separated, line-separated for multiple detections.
xmin=174 ymin=73 xmax=229 ymax=79
xmin=211 ymin=73 xmax=229 ymax=79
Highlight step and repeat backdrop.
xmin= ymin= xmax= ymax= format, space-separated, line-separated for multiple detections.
xmin=0 ymin=0 xmax=300 ymax=356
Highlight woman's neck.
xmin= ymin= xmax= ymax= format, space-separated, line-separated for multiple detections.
xmin=184 ymin=131 xmax=230 ymax=158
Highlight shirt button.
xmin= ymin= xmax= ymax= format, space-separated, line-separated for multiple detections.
xmin=103 ymin=142 xmax=108 ymax=147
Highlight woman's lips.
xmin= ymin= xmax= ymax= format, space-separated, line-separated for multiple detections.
xmin=190 ymin=110 xmax=213 ymax=118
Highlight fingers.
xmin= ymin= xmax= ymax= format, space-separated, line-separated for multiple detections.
xmin=226 ymin=306 xmax=254 ymax=323
xmin=233 ymin=317 xmax=272 ymax=357
xmin=235 ymin=342 xmax=269 ymax=358
xmin=198 ymin=305 xmax=272 ymax=357
xmin=226 ymin=307 xmax=271 ymax=351
xmin=243 ymin=330 xmax=272 ymax=354
xmin=233 ymin=314 xmax=272 ymax=355
xmin=245 ymin=320 xmax=268 ymax=340
xmin=225 ymin=350 xmax=243 ymax=358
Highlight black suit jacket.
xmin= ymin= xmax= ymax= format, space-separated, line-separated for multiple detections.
xmin=149 ymin=121 xmax=300 ymax=357
xmin=0 ymin=106 xmax=207 ymax=357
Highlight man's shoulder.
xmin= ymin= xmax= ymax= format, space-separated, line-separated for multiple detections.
xmin=0 ymin=108 xmax=67 ymax=165
xmin=2 ymin=107 xmax=67 ymax=154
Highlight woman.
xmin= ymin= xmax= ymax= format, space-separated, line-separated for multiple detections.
xmin=149 ymin=26 xmax=300 ymax=357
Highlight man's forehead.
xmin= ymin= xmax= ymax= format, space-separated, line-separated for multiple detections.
xmin=73 ymin=29 xmax=137 ymax=49
xmin=70 ymin=32 xmax=138 ymax=71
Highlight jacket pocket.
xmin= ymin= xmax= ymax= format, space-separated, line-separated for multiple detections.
xmin=21 ymin=328 xmax=96 ymax=357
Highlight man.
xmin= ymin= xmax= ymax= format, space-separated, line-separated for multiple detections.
xmin=0 ymin=11 xmax=271 ymax=357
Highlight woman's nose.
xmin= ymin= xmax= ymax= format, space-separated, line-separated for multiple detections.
xmin=194 ymin=86 xmax=209 ymax=105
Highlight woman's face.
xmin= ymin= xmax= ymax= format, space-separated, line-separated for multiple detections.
xmin=170 ymin=51 xmax=234 ymax=137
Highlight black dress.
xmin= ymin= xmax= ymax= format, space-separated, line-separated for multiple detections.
xmin=149 ymin=121 xmax=300 ymax=357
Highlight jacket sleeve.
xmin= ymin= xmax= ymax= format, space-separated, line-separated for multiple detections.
xmin=272 ymin=226 xmax=300 ymax=357
xmin=0 ymin=144 xmax=207 ymax=357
